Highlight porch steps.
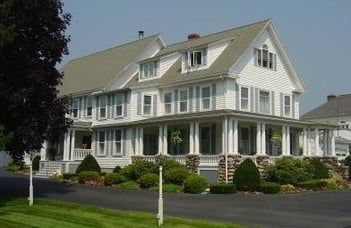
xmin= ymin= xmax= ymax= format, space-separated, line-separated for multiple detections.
xmin=35 ymin=162 xmax=61 ymax=177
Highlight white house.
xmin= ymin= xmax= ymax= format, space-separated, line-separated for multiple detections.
xmin=38 ymin=19 xmax=337 ymax=180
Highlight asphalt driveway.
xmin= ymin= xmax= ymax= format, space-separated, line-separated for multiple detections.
xmin=1 ymin=168 xmax=351 ymax=228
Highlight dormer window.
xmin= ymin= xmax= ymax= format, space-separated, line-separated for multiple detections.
xmin=184 ymin=49 xmax=207 ymax=71
xmin=140 ymin=60 xmax=159 ymax=79
xmin=254 ymin=45 xmax=276 ymax=70
xmin=72 ymin=98 xmax=79 ymax=118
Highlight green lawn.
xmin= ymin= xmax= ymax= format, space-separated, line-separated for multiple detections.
xmin=0 ymin=198 xmax=253 ymax=228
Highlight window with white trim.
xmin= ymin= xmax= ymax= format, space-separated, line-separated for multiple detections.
xmin=164 ymin=92 xmax=172 ymax=114
xmin=255 ymin=44 xmax=276 ymax=70
xmin=143 ymin=95 xmax=152 ymax=115
xmin=259 ymin=90 xmax=270 ymax=114
xmin=184 ymin=49 xmax=207 ymax=70
xmin=72 ymin=98 xmax=79 ymax=118
xmin=99 ymin=96 xmax=107 ymax=119
xmin=201 ymin=86 xmax=211 ymax=110
xmin=140 ymin=60 xmax=158 ymax=79
xmin=115 ymin=94 xmax=123 ymax=117
xmin=86 ymin=96 xmax=92 ymax=117
xmin=179 ymin=89 xmax=188 ymax=113
xmin=240 ymin=87 xmax=249 ymax=111
xmin=97 ymin=131 xmax=106 ymax=155
xmin=113 ymin=129 xmax=122 ymax=156
xmin=284 ymin=95 xmax=291 ymax=116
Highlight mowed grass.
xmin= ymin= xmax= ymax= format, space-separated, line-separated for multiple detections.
xmin=0 ymin=198 xmax=253 ymax=228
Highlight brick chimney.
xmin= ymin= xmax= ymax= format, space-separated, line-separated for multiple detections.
xmin=327 ymin=94 xmax=336 ymax=102
xmin=187 ymin=33 xmax=200 ymax=40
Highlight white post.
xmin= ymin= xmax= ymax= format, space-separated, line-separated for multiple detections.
xmin=286 ymin=126 xmax=290 ymax=156
xmin=189 ymin=123 xmax=194 ymax=154
xmin=163 ymin=125 xmax=168 ymax=155
xmin=256 ymin=122 xmax=261 ymax=155
xmin=261 ymin=123 xmax=266 ymax=155
xmin=282 ymin=126 xmax=286 ymax=156
xmin=223 ymin=117 xmax=228 ymax=183
xmin=315 ymin=128 xmax=320 ymax=156
xmin=228 ymin=118 xmax=233 ymax=154
xmin=303 ymin=128 xmax=308 ymax=156
xmin=194 ymin=122 xmax=200 ymax=154
xmin=140 ymin=127 xmax=144 ymax=156
xmin=28 ymin=152 xmax=33 ymax=207
xmin=233 ymin=120 xmax=239 ymax=154
xmin=158 ymin=125 xmax=163 ymax=155
xmin=70 ymin=129 xmax=76 ymax=161
xmin=331 ymin=131 xmax=336 ymax=157
xmin=135 ymin=128 xmax=140 ymax=155
xmin=158 ymin=166 xmax=163 ymax=226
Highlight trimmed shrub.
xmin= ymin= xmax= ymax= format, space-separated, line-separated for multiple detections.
xmin=183 ymin=175 xmax=208 ymax=194
xmin=309 ymin=158 xmax=329 ymax=179
xmin=233 ymin=159 xmax=261 ymax=192
xmin=154 ymin=159 xmax=185 ymax=173
xmin=323 ymin=178 xmax=339 ymax=190
xmin=118 ymin=181 xmax=140 ymax=190
xmin=49 ymin=174 xmax=63 ymax=182
xmin=138 ymin=173 xmax=159 ymax=189
xmin=78 ymin=171 xmax=101 ymax=184
xmin=120 ymin=160 xmax=156 ymax=181
xmin=280 ymin=184 xmax=296 ymax=193
xmin=266 ymin=157 xmax=313 ymax=185
xmin=104 ymin=173 xmax=127 ymax=186
xmin=210 ymin=183 xmax=237 ymax=194
xmin=150 ymin=184 xmax=183 ymax=193
xmin=164 ymin=167 xmax=191 ymax=185
xmin=295 ymin=179 xmax=328 ymax=190
xmin=259 ymin=182 xmax=281 ymax=194
xmin=113 ymin=165 xmax=121 ymax=173
xmin=62 ymin=173 xmax=78 ymax=180
xmin=76 ymin=154 xmax=101 ymax=174
xmin=32 ymin=156 xmax=41 ymax=171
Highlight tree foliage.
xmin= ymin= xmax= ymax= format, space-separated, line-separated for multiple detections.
xmin=0 ymin=0 xmax=71 ymax=163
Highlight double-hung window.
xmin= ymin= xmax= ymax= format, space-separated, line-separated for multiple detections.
xmin=255 ymin=44 xmax=276 ymax=70
xmin=115 ymin=94 xmax=123 ymax=117
xmin=179 ymin=89 xmax=188 ymax=113
xmin=143 ymin=95 xmax=152 ymax=115
xmin=97 ymin=131 xmax=105 ymax=155
xmin=140 ymin=61 xmax=158 ymax=79
xmin=114 ymin=129 xmax=122 ymax=156
xmin=284 ymin=95 xmax=291 ymax=116
xmin=201 ymin=86 xmax=211 ymax=110
xmin=72 ymin=98 xmax=79 ymax=118
xmin=240 ymin=87 xmax=249 ymax=111
xmin=259 ymin=91 xmax=270 ymax=114
xmin=99 ymin=96 xmax=107 ymax=119
xmin=86 ymin=96 xmax=92 ymax=117
xmin=184 ymin=49 xmax=207 ymax=70
xmin=164 ymin=92 xmax=172 ymax=114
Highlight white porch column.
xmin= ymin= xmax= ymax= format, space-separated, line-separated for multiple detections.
xmin=331 ymin=131 xmax=336 ymax=156
xmin=70 ymin=129 xmax=76 ymax=161
xmin=228 ymin=118 xmax=234 ymax=154
xmin=315 ymin=128 xmax=320 ymax=156
xmin=328 ymin=130 xmax=333 ymax=156
xmin=286 ymin=126 xmax=291 ymax=156
xmin=139 ymin=127 xmax=144 ymax=156
xmin=223 ymin=117 xmax=228 ymax=155
xmin=158 ymin=125 xmax=163 ymax=155
xmin=256 ymin=122 xmax=261 ymax=155
xmin=189 ymin=123 xmax=194 ymax=154
xmin=194 ymin=122 xmax=200 ymax=154
xmin=135 ymin=128 xmax=140 ymax=155
xmin=261 ymin=123 xmax=266 ymax=155
xmin=163 ymin=125 xmax=168 ymax=155
xmin=282 ymin=126 xmax=287 ymax=156
xmin=323 ymin=130 xmax=328 ymax=156
xmin=303 ymin=128 xmax=308 ymax=156
xmin=40 ymin=141 xmax=48 ymax=161
xmin=233 ymin=120 xmax=239 ymax=154
xmin=63 ymin=130 xmax=70 ymax=161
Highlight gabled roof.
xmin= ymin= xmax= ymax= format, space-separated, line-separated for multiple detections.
xmin=125 ymin=19 xmax=270 ymax=88
xmin=302 ymin=94 xmax=351 ymax=119
xmin=59 ymin=34 xmax=161 ymax=96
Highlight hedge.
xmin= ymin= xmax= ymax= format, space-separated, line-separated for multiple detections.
xmin=259 ymin=182 xmax=281 ymax=194
xmin=210 ymin=183 xmax=237 ymax=194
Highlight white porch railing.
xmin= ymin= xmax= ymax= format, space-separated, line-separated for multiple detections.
xmin=199 ymin=155 xmax=220 ymax=166
xmin=73 ymin=148 xmax=93 ymax=161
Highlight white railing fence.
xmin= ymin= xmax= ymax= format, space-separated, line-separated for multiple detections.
xmin=73 ymin=148 xmax=93 ymax=161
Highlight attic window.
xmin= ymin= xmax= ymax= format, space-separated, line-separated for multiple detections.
xmin=254 ymin=45 xmax=276 ymax=70
xmin=184 ymin=49 xmax=207 ymax=71
xmin=140 ymin=60 xmax=159 ymax=79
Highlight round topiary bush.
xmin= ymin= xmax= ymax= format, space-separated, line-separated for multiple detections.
xmin=183 ymin=175 xmax=208 ymax=194
xmin=119 ymin=160 xmax=156 ymax=181
xmin=164 ymin=167 xmax=191 ymax=185
xmin=113 ymin=165 xmax=122 ymax=173
xmin=309 ymin=158 xmax=329 ymax=179
xmin=104 ymin=173 xmax=127 ymax=186
xmin=76 ymin=154 xmax=101 ymax=174
xmin=233 ymin=159 xmax=261 ymax=192
xmin=266 ymin=157 xmax=313 ymax=185
xmin=32 ymin=156 xmax=41 ymax=171
xmin=138 ymin=173 xmax=159 ymax=189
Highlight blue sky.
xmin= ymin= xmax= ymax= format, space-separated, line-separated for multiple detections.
xmin=61 ymin=0 xmax=351 ymax=114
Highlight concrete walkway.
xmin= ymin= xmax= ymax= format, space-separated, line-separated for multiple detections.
xmin=1 ymin=168 xmax=351 ymax=228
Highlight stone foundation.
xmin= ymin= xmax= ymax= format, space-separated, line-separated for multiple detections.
xmin=218 ymin=154 xmax=242 ymax=182
xmin=256 ymin=156 xmax=270 ymax=179
xmin=186 ymin=155 xmax=200 ymax=173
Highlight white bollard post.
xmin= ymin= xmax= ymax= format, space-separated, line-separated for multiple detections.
xmin=158 ymin=165 xmax=163 ymax=226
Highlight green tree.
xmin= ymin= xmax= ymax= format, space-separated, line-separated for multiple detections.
xmin=0 ymin=0 xmax=71 ymax=164
xmin=0 ymin=125 xmax=13 ymax=151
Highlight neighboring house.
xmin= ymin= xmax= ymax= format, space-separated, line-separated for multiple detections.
xmin=302 ymin=94 xmax=351 ymax=159
xmin=0 ymin=151 xmax=12 ymax=167
xmin=38 ymin=19 xmax=337 ymax=180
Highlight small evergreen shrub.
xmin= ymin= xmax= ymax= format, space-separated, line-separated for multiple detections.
xmin=117 ymin=180 xmax=140 ymax=190
xmin=138 ymin=173 xmax=159 ymax=189
xmin=164 ymin=167 xmax=191 ymax=185
xmin=295 ymin=179 xmax=328 ymax=190
xmin=154 ymin=160 xmax=185 ymax=173
xmin=210 ymin=183 xmax=237 ymax=194
xmin=32 ymin=156 xmax=41 ymax=171
xmin=266 ymin=157 xmax=313 ymax=185
xmin=309 ymin=158 xmax=329 ymax=179
xmin=78 ymin=171 xmax=101 ymax=184
xmin=259 ymin=182 xmax=281 ymax=194
xmin=113 ymin=165 xmax=121 ymax=173
xmin=104 ymin=173 xmax=127 ymax=186
xmin=233 ymin=159 xmax=261 ymax=192
xmin=120 ymin=160 xmax=156 ymax=181
xmin=280 ymin=184 xmax=296 ymax=193
xmin=62 ymin=173 xmax=78 ymax=180
xmin=6 ymin=161 xmax=19 ymax=172
xmin=76 ymin=154 xmax=101 ymax=173
xmin=183 ymin=175 xmax=208 ymax=194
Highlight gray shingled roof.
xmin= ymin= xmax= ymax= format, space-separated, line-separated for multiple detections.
xmin=302 ymin=94 xmax=351 ymax=119
xmin=125 ymin=19 xmax=270 ymax=88
xmin=59 ymin=34 xmax=160 ymax=96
